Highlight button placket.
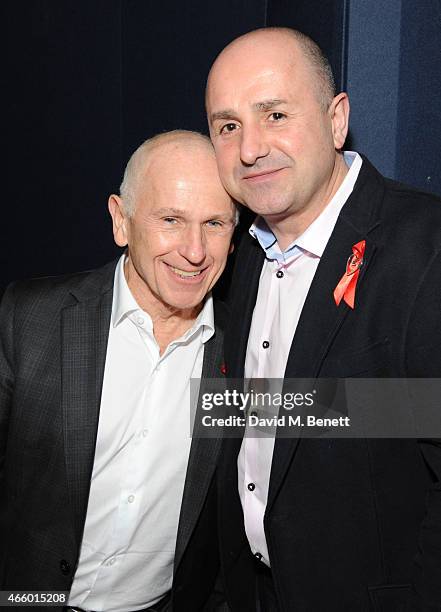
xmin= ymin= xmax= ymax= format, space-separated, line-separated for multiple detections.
xmin=255 ymin=266 xmax=279 ymax=376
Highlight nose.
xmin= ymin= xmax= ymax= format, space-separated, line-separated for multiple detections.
xmin=178 ymin=224 xmax=207 ymax=265
xmin=240 ymin=124 xmax=270 ymax=165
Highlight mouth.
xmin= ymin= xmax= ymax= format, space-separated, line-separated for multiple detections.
xmin=164 ymin=262 xmax=209 ymax=283
xmin=242 ymin=168 xmax=286 ymax=182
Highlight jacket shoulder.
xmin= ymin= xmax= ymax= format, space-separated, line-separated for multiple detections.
xmin=1 ymin=259 xmax=118 ymax=319
xmin=384 ymin=176 xmax=441 ymax=207
xmin=381 ymin=178 xmax=441 ymax=248
xmin=353 ymin=157 xmax=441 ymax=235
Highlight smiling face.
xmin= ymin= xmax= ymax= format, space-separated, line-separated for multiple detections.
xmin=206 ymin=30 xmax=349 ymax=240
xmin=109 ymin=139 xmax=236 ymax=318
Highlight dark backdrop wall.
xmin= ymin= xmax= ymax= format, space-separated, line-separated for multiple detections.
xmin=4 ymin=0 xmax=441 ymax=294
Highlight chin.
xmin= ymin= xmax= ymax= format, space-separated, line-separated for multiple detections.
xmin=241 ymin=193 xmax=286 ymax=214
xmin=165 ymin=294 xmax=205 ymax=312
xmin=244 ymin=203 xmax=286 ymax=217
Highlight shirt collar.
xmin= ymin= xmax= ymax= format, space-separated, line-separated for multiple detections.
xmin=184 ymin=293 xmax=215 ymax=344
xmin=111 ymin=253 xmax=215 ymax=344
xmin=112 ymin=253 xmax=140 ymax=327
xmin=249 ymin=151 xmax=363 ymax=262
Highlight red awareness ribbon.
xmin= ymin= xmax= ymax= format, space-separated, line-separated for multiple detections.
xmin=333 ymin=240 xmax=366 ymax=309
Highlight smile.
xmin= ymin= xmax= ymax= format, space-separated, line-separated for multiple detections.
xmin=170 ymin=266 xmax=202 ymax=278
xmin=164 ymin=262 xmax=208 ymax=283
xmin=243 ymin=168 xmax=286 ymax=182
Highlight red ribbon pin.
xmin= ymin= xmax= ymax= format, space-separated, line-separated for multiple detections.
xmin=333 ymin=240 xmax=366 ymax=309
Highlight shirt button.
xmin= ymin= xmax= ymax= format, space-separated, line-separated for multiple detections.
xmin=107 ymin=557 xmax=116 ymax=566
xmin=128 ymin=495 xmax=135 ymax=503
xmin=276 ymin=270 xmax=284 ymax=278
xmin=137 ymin=316 xmax=144 ymax=325
xmin=142 ymin=429 xmax=149 ymax=437
xmin=59 ymin=559 xmax=71 ymax=575
xmin=262 ymin=341 xmax=270 ymax=349
xmin=255 ymin=552 xmax=263 ymax=561
xmin=247 ymin=483 xmax=256 ymax=491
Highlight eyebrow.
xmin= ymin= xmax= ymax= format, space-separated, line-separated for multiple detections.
xmin=253 ymin=98 xmax=287 ymax=111
xmin=209 ymin=212 xmax=237 ymax=220
xmin=153 ymin=207 xmax=186 ymax=215
xmin=210 ymin=99 xmax=287 ymax=123
xmin=154 ymin=208 xmax=234 ymax=220
xmin=210 ymin=109 xmax=237 ymax=123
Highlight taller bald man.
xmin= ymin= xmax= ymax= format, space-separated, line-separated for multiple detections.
xmin=0 ymin=131 xmax=236 ymax=611
xmin=206 ymin=28 xmax=441 ymax=611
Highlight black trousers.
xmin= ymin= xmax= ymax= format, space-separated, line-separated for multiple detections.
xmin=255 ymin=558 xmax=280 ymax=612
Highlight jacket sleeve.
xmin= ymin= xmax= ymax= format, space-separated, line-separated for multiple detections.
xmin=0 ymin=284 xmax=16 ymax=490
xmin=0 ymin=284 xmax=16 ymax=584
xmin=405 ymin=250 xmax=441 ymax=608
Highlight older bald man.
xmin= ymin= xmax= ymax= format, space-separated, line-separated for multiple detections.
xmin=206 ymin=28 xmax=441 ymax=611
xmin=0 ymin=131 xmax=236 ymax=611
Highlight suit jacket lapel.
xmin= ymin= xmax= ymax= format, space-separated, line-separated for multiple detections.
xmin=265 ymin=158 xmax=386 ymax=512
xmin=174 ymin=301 xmax=227 ymax=573
xmin=226 ymin=239 xmax=265 ymax=378
xmin=284 ymin=220 xmax=378 ymax=378
xmin=267 ymin=218 xmax=379 ymax=511
xmin=61 ymin=261 xmax=116 ymax=545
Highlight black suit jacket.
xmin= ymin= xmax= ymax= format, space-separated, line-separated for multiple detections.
xmin=0 ymin=258 xmax=226 ymax=611
xmin=221 ymin=158 xmax=441 ymax=611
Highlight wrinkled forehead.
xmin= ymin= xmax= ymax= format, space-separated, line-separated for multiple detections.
xmin=136 ymin=151 xmax=234 ymax=214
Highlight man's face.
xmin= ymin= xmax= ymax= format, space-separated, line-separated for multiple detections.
xmin=110 ymin=146 xmax=235 ymax=315
xmin=206 ymin=35 xmax=348 ymax=223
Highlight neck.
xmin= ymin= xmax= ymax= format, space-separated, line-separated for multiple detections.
xmin=267 ymin=153 xmax=349 ymax=251
xmin=152 ymin=310 xmax=201 ymax=355
xmin=124 ymin=258 xmax=202 ymax=354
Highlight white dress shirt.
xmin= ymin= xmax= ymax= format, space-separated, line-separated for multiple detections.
xmin=238 ymin=152 xmax=363 ymax=566
xmin=68 ymin=254 xmax=214 ymax=612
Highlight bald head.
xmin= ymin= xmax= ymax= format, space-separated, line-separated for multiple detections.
xmin=207 ymin=27 xmax=335 ymax=112
xmin=120 ymin=130 xmax=216 ymax=217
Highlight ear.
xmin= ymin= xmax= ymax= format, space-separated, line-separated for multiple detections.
xmin=108 ymin=195 xmax=129 ymax=247
xmin=228 ymin=241 xmax=235 ymax=255
xmin=329 ymin=92 xmax=350 ymax=150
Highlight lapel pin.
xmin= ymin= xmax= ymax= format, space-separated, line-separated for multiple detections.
xmin=333 ymin=240 xmax=366 ymax=309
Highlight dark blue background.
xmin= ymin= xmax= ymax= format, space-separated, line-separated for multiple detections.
xmin=4 ymin=0 xmax=441 ymax=293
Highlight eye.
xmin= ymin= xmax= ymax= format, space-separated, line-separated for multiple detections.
xmin=163 ymin=217 xmax=178 ymax=224
xmin=206 ymin=219 xmax=223 ymax=228
xmin=269 ymin=112 xmax=286 ymax=121
xmin=220 ymin=122 xmax=239 ymax=135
